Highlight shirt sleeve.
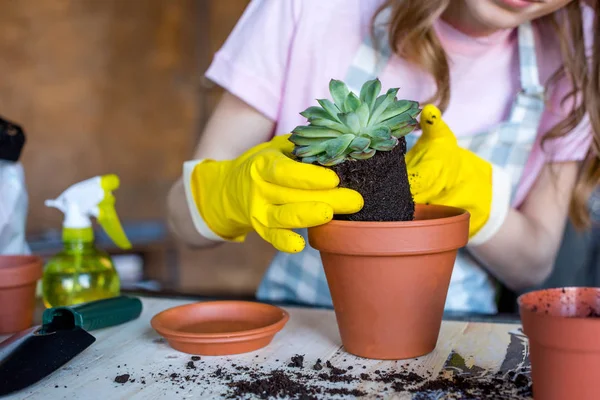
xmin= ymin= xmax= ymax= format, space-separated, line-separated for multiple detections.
xmin=204 ymin=0 xmax=301 ymax=121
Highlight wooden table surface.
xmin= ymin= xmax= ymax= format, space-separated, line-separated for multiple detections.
xmin=1 ymin=297 xmax=533 ymax=399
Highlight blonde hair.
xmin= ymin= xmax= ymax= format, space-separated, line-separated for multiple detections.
xmin=373 ymin=0 xmax=600 ymax=229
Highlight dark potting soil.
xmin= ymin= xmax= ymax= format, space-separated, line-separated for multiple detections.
xmin=288 ymin=354 xmax=304 ymax=368
xmin=110 ymin=353 xmax=532 ymax=399
xmin=312 ymin=359 xmax=323 ymax=371
xmin=329 ymin=136 xmax=415 ymax=222
xmin=114 ymin=374 xmax=130 ymax=384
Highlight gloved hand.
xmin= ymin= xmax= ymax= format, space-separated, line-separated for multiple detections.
xmin=183 ymin=134 xmax=364 ymax=253
xmin=405 ymin=104 xmax=511 ymax=245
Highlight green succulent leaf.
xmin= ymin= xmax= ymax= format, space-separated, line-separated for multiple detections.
xmin=292 ymin=125 xmax=342 ymax=138
xmin=408 ymin=102 xmax=421 ymax=117
xmin=378 ymin=100 xmax=418 ymax=123
xmin=355 ymin=103 xmax=370 ymax=127
xmin=300 ymin=106 xmax=336 ymax=122
xmin=349 ymin=148 xmax=376 ymax=160
xmin=300 ymin=156 xmax=318 ymax=164
xmin=380 ymin=113 xmax=415 ymax=131
xmin=325 ymin=133 xmax=354 ymax=158
xmin=292 ymin=141 xmax=328 ymax=157
xmin=368 ymin=88 xmax=399 ymax=125
xmin=365 ymin=125 xmax=392 ymax=139
xmin=317 ymin=99 xmax=343 ymax=122
xmin=338 ymin=112 xmax=361 ymax=134
xmin=289 ymin=133 xmax=332 ymax=146
xmin=391 ymin=123 xmax=419 ymax=138
xmin=359 ymin=78 xmax=382 ymax=111
xmin=349 ymin=136 xmax=371 ymax=151
xmin=372 ymin=94 xmax=387 ymax=115
xmin=371 ymin=137 xmax=398 ymax=151
xmin=306 ymin=118 xmax=348 ymax=132
xmin=343 ymin=92 xmax=361 ymax=113
xmin=318 ymin=153 xmax=347 ymax=166
xmin=329 ymin=79 xmax=351 ymax=110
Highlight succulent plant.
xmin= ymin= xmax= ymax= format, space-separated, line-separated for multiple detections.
xmin=289 ymin=78 xmax=421 ymax=166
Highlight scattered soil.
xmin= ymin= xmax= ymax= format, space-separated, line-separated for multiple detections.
xmin=114 ymin=374 xmax=130 ymax=384
xmin=288 ymin=354 xmax=304 ymax=368
xmin=312 ymin=359 xmax=323 ymax=371
xmin=110 ymin=354 xmax=533 ymax=399
xmin=330 ymin=137 xmax=415 ymax=222
xmin=325 ymin=360 xmax=346 ymax=376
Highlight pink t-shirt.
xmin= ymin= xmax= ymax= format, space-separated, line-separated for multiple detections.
xmin=205 ymin=0 xmax=594 ymax=207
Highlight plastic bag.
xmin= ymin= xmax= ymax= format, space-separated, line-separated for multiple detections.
xmin=0 ymin=116 xmax=29 ymax=255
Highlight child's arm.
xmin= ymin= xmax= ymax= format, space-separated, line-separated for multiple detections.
xmin=469 ymin=161 xmax=578 ymax=291
xmin=167 ymin=92 xmax=275 ymax=248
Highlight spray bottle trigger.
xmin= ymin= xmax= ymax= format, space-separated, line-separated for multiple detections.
xmin=98 ymin=200 xmax=131 ymax=250
xmin=97 ymin=174 xmax=131 ymax=249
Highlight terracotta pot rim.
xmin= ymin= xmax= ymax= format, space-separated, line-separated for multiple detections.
xmin=150 ymin=300 xmax=290 ymax=339
xmin=309 ymin=204 xmax=470 ymax=256
xmin=330 ymin=204 xmax=469 ymax=228
xmin=0 ymin=255 xmax=44 ymax=288
xmin=517 ymin=287 xmax=600 ymax=321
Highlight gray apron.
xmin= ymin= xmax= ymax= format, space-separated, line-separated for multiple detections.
xmin=257 ymin=9 xmax=544 ymax=314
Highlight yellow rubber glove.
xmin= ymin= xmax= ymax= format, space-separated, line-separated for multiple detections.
xmin=182 ymin=134 xmax=364 ymax=253
xmin=406 ymin=104 xmax=511 ymax=245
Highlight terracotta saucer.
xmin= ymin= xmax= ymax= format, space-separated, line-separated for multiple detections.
xmin=150 ymin=300 xmax=289 ymax=356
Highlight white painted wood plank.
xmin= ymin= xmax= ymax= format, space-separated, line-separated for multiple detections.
xmin=2 ymin=297 xmax=525 ymax=399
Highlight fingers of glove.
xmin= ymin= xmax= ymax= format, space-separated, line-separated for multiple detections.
xmin=419 ymin=104 xmax=443 ymax=132
xmin=262 ymin=182 xmax=364 ymax=214
xmin=254 ymin=150 xmax=341 ymax=190
xmin=254 ymin=224 xmax=306 ymax=254
xmin=258 ymin=202 xmax=334 ymax=230
xmin=418 ymin=104 xmax=457 ymax=142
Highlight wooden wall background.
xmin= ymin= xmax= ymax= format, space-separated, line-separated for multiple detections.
xmin=0 ymin=0 xmax=276 ymax=296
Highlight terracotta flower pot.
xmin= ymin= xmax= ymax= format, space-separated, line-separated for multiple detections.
xmin=0 ymin=255 xmax=43 ymax=334
xmin=518 ymin=287 xmax=600 ymax=400
xmin=308 ymin=203 xmax=469 ymax=360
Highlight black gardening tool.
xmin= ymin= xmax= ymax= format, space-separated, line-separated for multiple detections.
xmin=0 ymin=295 xmax=142 ymax=396
xmin=0 ymin=116 xmax=25 ymax=162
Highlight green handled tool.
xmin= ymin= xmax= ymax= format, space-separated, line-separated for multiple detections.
xmin=0 ymin=295 xmax=142 ymax=396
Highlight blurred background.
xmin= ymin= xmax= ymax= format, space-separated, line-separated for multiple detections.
xmin=4 ymin=0 xmax=599 ymax=309
xmin=6 ymin=0 xmax=277 ymax=299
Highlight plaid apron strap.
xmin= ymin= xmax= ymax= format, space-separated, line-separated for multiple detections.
xmin=517 ymin=21 xmax=544 ymax=97
xmin=505 ymin=21 xmax=545 ymax=128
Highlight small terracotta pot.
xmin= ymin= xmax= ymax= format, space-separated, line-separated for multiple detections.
xmin=0 ymin=255 xmax=43 ymax=334
xmin=519 ymin=287 xmax=600 ymax=400
xmin=308 ymin=204 xmax=469 ymax=360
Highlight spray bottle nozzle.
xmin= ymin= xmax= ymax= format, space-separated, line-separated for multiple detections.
xmin=46 ymin=174 xmax=131 ymax=250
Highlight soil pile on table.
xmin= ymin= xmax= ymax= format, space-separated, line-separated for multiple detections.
xmin=111 ymin=354 xmax=532 ymax=399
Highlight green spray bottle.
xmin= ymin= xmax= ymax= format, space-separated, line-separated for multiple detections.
xmin=42 ymin=174 xmax=132 ymax=308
